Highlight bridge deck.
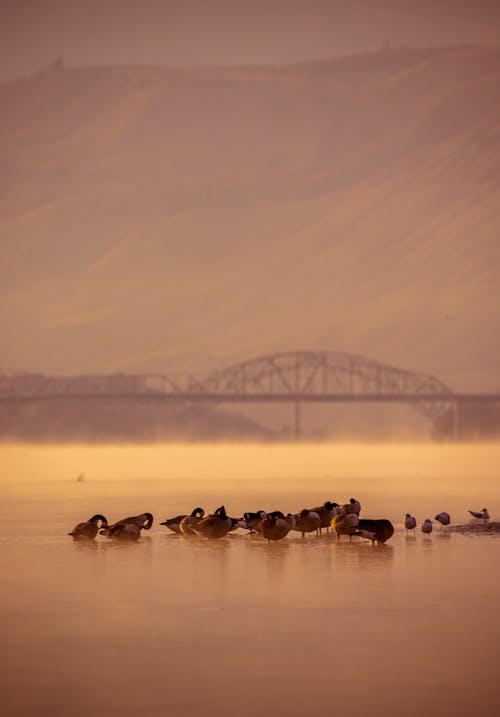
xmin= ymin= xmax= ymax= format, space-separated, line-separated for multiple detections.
xmin=1 ymin=392 xmax=498 ymax=403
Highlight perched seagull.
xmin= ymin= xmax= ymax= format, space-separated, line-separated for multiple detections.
xmin=468 ymin=508 xmax=490 ymax=523
xmin=404 ymin=513 xmax=417 ymax=533
xmin=421 ymin=519 xmax=433 ymax=534
xmin=435 ymin=511 xmax=451 ymax=528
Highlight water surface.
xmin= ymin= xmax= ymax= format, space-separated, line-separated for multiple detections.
xmin=1 ymin=442 xmax=499 ymax=716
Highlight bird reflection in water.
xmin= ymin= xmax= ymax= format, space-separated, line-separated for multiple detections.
xmin=331 ymin=541 xmax=394 ymax=570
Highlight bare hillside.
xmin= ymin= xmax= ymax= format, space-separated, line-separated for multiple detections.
xmin=1 ymin=46 xmax=499 ymax=390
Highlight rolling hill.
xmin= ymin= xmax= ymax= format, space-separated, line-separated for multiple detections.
xmin=1 ymin=45 xmax=499 ymax=392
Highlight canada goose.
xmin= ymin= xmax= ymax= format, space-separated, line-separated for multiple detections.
xmin=421 ymin=519 xmax=433 ymax=534
xmin=160 ymin=515 xmax=183 ymax=533
xmin=343 ymin=498 xmax=361 ymax=516
xmin=332 ymin=512 xmax=359 ymax=540
xmin=191 ymin=505 xmax=233 ymax=539
xmin=311 ymin=501 xmax=341 ymax=533
xmin=161 ymin=508 xmax=204 ymax=534
xmin=293 ymin=509 xmax=321 ymax=538
xmin=404 ymin=513 xmax=417 ymax=533
xmin=68 ymin=514 xmax=108 ymax=540
xmin=180 ymin=508 xmax=206 ymax=535
xmin=243 ymin=510 xmax=267 ymax=533
xmin=469 ymin=508 xmax=489 ymax=523
xmin=331 ymin=503 xmax=344 ymax=517
xmin=435 ymin=511 xmax=451 ymax=528
xmin=229 ymin=517 xmax=248 ymax=531
xmin=356 ymin=518 xmax=394 ymax=544
xmin=353 ymin=528 xmax=377 ymax=542
xmin=105 ymin=523 xmax=142 ymax=541
xmin=260 ymin=511 xmax=295 ymax=542
xmin=100 ymin=512 xmax=153 ymax=537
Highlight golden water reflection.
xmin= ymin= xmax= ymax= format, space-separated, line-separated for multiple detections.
xmin=1 ymin=442 xmax=500 ymax=716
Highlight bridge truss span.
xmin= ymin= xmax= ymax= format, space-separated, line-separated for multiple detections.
xmin=3 ymin=351 xmax=495 ymax=431
xmin=191 ymin=351 xmax=454 ymax=418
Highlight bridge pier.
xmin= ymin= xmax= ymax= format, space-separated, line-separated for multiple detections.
xmin=452 ymin=401 xmax=460 ymax=441
xmin=294 ymin=401 xmax=301 ymax=440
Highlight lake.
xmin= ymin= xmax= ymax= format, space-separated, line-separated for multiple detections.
xmin=1 ymin=442 xmax=500 ymax=716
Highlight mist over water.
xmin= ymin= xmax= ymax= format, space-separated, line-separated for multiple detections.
xmin=1 ymin=442 xmax=500 ymax=716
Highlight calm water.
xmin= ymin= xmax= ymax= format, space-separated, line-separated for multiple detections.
xmin=1 ymin=442 xmax=500 ymax=717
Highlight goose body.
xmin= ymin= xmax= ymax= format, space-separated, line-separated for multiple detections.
xmin=332 ymin=512 xmax=359 ymax=540
xmin=180 ymin=508 xmax=206 ymax=534
xmin=356 ymin=518 xmax=394 ymax=544
xmin=421 ymin=519 xmax=433 ymax=534
xmin=106 ymin=523 xmax=142 ymax=541
xmin=161 ymin=507 xmax=204 ymax=535
xmin=159 ymin=515 xmax=185 ymax=533
xmin=343 ymin=498 xmax=361 ymax=516
xmin=331 ymin=503 xmax=344 ymax=518
xmin=260 ymin=511 xmax=295 ymax=542
xmin=293 ymin=509 xmax=321 ymax=537
xmin=68 ymin=514 xmax=108 ymax=540
xmin=435 ymin=511 xmax=451 ymax=528
xmin=229 ymin=517 xmax=248 ymax=531
xmin=312 ymin=501 xmax=340 ymax=532
xmin=404 ymin=513 xmax=417 ymax=533
xmin=191 ymin=505 xmax=233 ymax=539
xmin=100 ymin=512 xmax=153 ymax=538
xmin=243 ymin=510 xmax=267 ymax=532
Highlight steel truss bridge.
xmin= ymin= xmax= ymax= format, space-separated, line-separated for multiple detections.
xmin=2 ymin=351 xmax=498 ymax=437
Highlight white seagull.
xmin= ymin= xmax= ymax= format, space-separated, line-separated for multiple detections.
xmin=421 ymin=519 xmax=433 ymax=534
xmin=468 ymin=508 xmax=490 ymax=523
xmin=404 ymin=513 xmax=417 ymax=533
xmin=435 ymin=511 xmax=451 ymax=528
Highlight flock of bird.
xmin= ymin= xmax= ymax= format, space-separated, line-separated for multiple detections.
xmin=404 ymin=507 xmax=490 ymax=534
xmin=68 ymin=512 xmax=154 ymax=541
xmin=68 ymin=501 xmax=492 ymax=543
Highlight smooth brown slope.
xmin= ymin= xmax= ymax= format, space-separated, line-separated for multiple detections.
xmin=0 ymin=46 xmax=499 ymax=389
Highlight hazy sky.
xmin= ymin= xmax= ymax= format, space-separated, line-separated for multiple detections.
xmin=2 ymin=0 xmax=500 ymax=82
